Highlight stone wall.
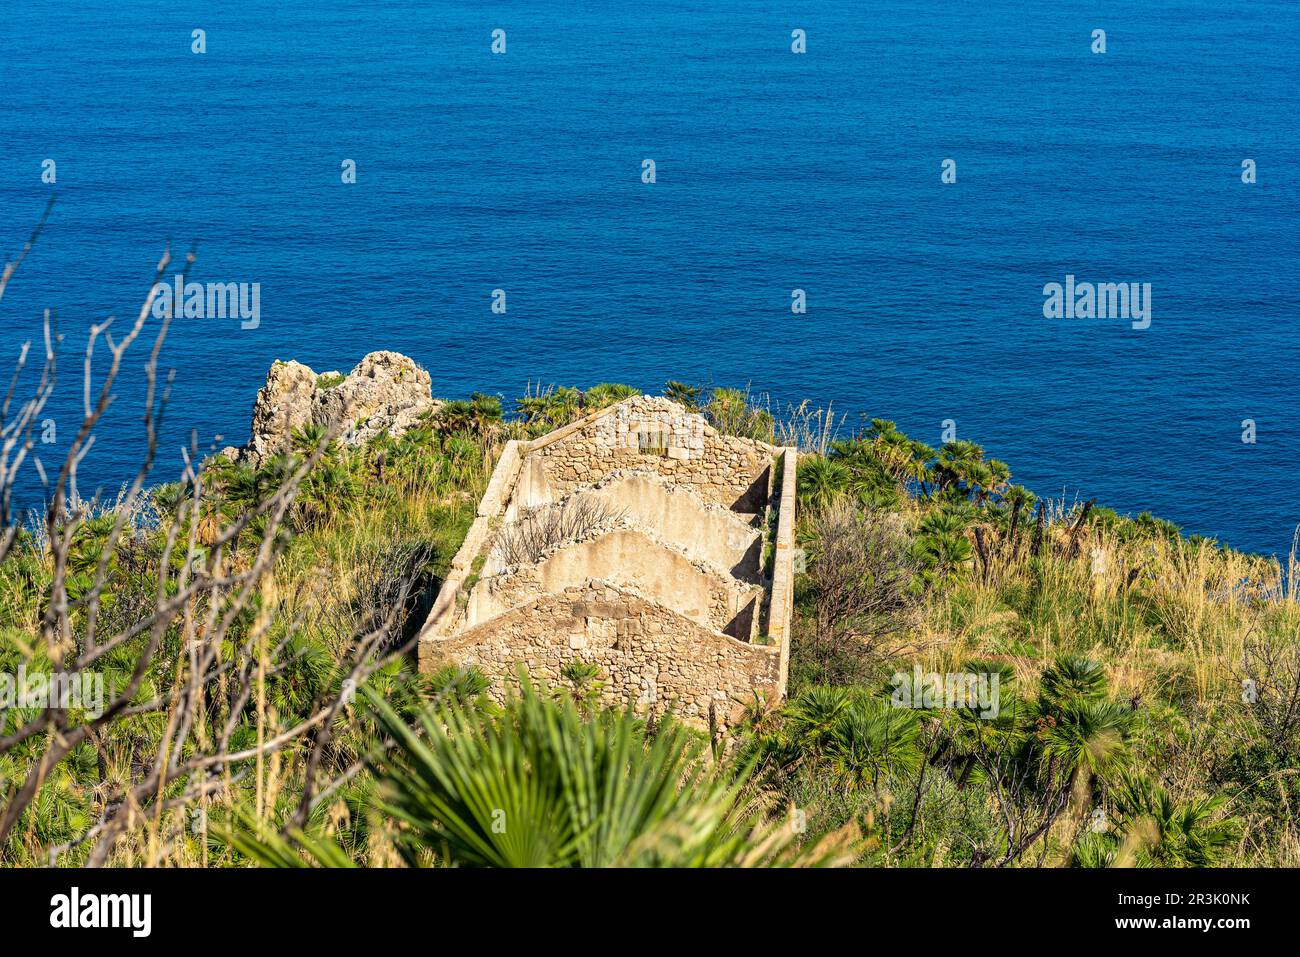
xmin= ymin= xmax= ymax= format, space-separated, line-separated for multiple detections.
xmin=424 ymin=582 xmax=782 ymax=727
xmin=527 ymin=396 xmax=774 ymax=511
xmin=469 ymin=526 xmax=760 ymax=636
xmin=574 ymin=471 xmax=763 ymax=578
xmin=416 ymin=396 xmax=798 ymax=730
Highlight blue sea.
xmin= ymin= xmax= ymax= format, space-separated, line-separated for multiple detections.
xmin=1 ymin=1 xmax=1296 ymax=556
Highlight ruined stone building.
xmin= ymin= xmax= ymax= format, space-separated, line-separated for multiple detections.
xmin=417 ymin=395 xmax=797 ymax=728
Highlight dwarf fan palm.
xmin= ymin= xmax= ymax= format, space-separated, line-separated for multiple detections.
xmin=1103 ymin=770 xmax=1241 ymax=866
xmin=663 ymin=380 xmax=702 ymax=410
xmin=1039 ymin=655 xmax=1109 ymax=708
xmin=433 ymin=399 xmax=476 ymax=436
xmin=468 ymin=392 xmax=503 ymax=431
xmin=784 ymin=686 xmax=854 ymax=749
xmin=582 ymin=383 xmax=640 ymax=409
xmin=226 ymin=679 xmax=860 ymax=868
xmin=827 ymin=696 xmax=923 ymax=790
xmin=797 ymin=456 xmax=852 ymax=511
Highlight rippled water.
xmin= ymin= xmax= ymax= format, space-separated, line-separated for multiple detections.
xmin=1 ymin=0 xmax=1296 ymax=555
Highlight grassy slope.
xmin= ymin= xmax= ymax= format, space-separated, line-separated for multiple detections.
xmin=2 ymin=384 xmax=1296 ymax=866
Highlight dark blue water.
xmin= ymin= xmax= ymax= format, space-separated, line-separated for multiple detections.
xmin=1 ymin=1 xmax=1296 ymax=555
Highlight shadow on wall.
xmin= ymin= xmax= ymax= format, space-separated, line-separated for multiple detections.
xmin=729 ymin=534 xmax=764 ymax=583
xmin=724 ymin=595 xmax=758 ymax=641
xmin=733 ymin=465 xmax=771 ymax=513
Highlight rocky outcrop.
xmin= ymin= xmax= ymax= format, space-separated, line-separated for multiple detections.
xmin=232 ymin=351 xmax=441 ymax=465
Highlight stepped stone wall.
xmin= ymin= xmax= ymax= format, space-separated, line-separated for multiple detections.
xmin=430 ymin=583 xmax=781 ymax=725
xmin=417 ymin=395 xmax=798 ymax=731
xmin=468 ymin=526 xmax=761 ymax=638
xmin=574 ymin=471 xmax=763 ymax=578
xmin=516 ymin=396 xmax=774 ymax=512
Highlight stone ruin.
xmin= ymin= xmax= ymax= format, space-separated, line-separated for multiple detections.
xmin=417 ymin=395 xmax=798 ymax=730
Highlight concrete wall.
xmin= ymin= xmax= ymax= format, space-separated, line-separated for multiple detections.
xmin=509 ymin=454 xmax=558 ymax=515
xmin=418 ymin=440 xmax=527 ymax=640
xmin=423 ymin=582 xmax=783 ymax=727
xmin=766 ymin=449 xmax=799 ymax=691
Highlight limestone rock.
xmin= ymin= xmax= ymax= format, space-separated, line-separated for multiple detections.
xmin=238 ymin=351 xmax=440 ymax=466
xmin=244 ymin=359 xmax=317 ymax=465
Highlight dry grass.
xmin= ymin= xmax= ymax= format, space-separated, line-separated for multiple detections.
xmin=930 ymin=520 xmax=1284 ymax=700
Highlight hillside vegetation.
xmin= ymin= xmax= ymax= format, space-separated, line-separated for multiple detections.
xmin=2 ymin=375 xmax=1296 ymax=867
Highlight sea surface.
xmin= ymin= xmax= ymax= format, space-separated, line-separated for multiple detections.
xmin=1 ymin=1 xmax=1296 ymax=556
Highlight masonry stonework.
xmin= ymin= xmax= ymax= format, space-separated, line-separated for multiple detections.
xmin=524 ymin=397 xmax=773 ymax=512
xmin=417 ymin=396 xmax=798 ymax=730
xmin=428 ymin=583 xmax=781 ymax=725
